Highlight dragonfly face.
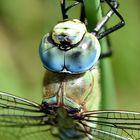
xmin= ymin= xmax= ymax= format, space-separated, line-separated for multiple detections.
xmin=39 ymin=19 xmax=101 ymax=74
xmin=52 ymin=19 xmax=87 ymax=48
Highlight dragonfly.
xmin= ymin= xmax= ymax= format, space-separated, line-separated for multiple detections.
xmin=0 ymin=0 xmax=140 ymax=140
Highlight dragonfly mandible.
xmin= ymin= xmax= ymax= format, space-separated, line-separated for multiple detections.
xmin=0 ymin=0 xmax=140 ymax=140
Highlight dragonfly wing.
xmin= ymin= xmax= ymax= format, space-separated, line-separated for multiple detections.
xmin=79 ymin=111 xmax=140 ymax=140
xmin=0 ymin=91 xmax=41 ymax=112
xmin=0 ymin=125 xmax=53 ymax=140
xmin=0 ymin=91 xmax=57 ymax=140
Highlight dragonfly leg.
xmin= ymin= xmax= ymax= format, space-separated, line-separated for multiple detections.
xmin=99 ymin=35 xmax=112 ymax=59
xmin=92 ymin=0 xmax=125 ymax=40
xmin=60 ymin=0 xmax=85 ymax=22
xmin=60 ymin=0 xmax=80 ymax=20
xmin=60 ymin=0 xmax=68 ymax=19
xmin=79 ymin=0 xmax=86 ymax=23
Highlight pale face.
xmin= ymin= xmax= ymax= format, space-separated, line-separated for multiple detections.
xmin=52 ymin=19 xmax=87 ymax=45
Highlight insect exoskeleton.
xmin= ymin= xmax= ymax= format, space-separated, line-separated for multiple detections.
xmin=39 ymin=19 xmax=101 ymax=74
xmin=42 ymin=69 xmax=100 ymax=112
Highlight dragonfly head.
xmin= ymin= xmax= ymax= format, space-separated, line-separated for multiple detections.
xmin=39 ymin=19 xmax=101 ymax=73
xmin=52 ymin=19 xmax=87 ymax=51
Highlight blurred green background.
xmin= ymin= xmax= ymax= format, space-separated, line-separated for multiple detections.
xmin=0 ymin=0 xmax=139 ymax=111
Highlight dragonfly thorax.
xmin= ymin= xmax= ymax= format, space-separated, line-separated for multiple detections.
xmin=41 ymin=95 xmax=82 ymax=114
xmin=42 ymin=70 xmax=100 ymax=113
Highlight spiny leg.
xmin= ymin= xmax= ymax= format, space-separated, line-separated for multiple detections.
xmin=60 ymin=0 xmax=80 ymax=20
xmin=99 ymin=35 xmax=112 ymax=59
xmin=93 ymin=0 xmax=125 ymax=40
xmin=60 ymin=0 xmax=85 ymax=22
xmin=60 ymin=0 xmax=68 ymax=19
xmin=92 ymin=0 xmax=125 ymax=58
xmin=79 ymin=0 xmax=86 ymax=23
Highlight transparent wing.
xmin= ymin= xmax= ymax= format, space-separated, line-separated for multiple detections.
xmin=78 ymin=111 xmax=140 ymax=140
xmin=0 ymin=91 xmax=56 ymax=140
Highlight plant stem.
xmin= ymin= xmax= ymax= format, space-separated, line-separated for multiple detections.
xmin=85 ymin=0 xmax=117 ymax=109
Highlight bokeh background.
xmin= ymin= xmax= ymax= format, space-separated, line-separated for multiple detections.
xmin=0 ymin=0 xmax=139 ymax=111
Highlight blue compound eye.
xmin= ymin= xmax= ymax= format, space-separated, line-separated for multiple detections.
xmin=64 ymin=33 xmax=101 ymax=73
xmin=39 ymin=33 xmax=65 ymax=72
